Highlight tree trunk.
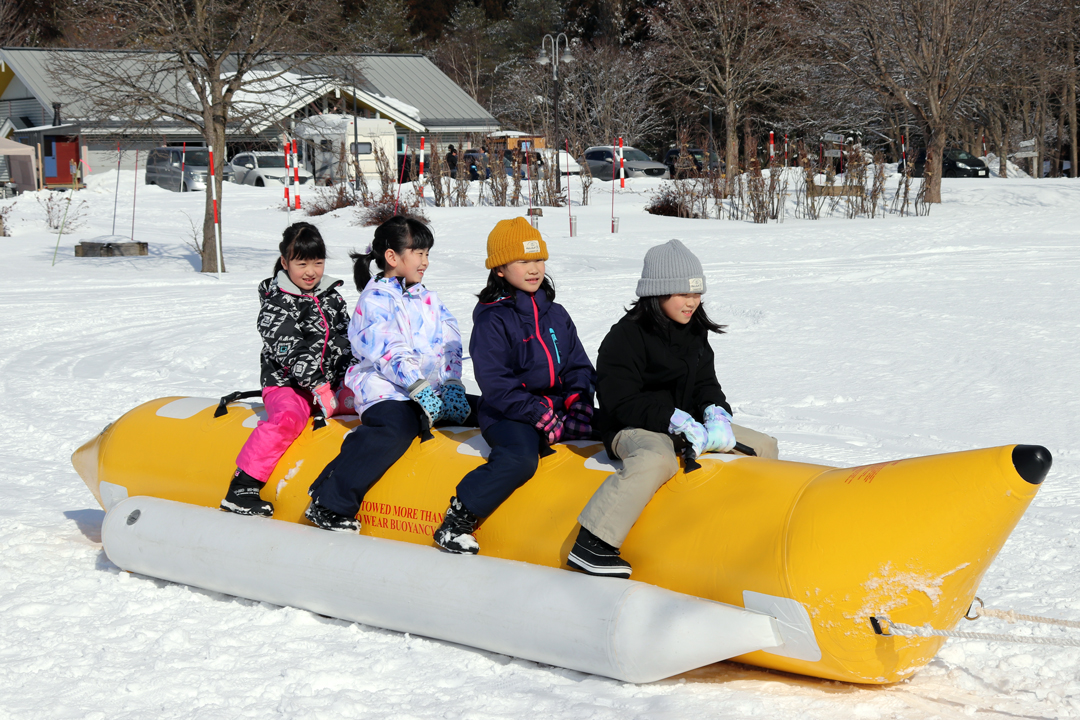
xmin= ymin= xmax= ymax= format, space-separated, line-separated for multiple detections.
xmin=925 ymin=129 xmax=948 ymax=203
xmin=1069 ymin=36 xmax=1078 ymax=178
xmin=725 ymin=99 xmax=738 ymax=180
xmin=743 ymin=115 xmax=752 ymax=172
xmin=201 ymin=90 xmax=228 ymax=273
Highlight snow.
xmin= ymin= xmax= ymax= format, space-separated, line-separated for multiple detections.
xmin=1 ymin=170 xmax=1079 ymax=718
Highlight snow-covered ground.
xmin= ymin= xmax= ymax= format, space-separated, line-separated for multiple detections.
xmin=1 ymin=171 xmax=1078 ymax=718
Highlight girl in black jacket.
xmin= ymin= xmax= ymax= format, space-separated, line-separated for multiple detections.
xmin=566 ymin=239 xmax=778 ymax=578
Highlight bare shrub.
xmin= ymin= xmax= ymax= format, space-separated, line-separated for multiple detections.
xmin=572 ymin=142 xmax=592 ymax=206
xmin=646 ymin=183 xmax=698 ymax=218
xmin=426 ymin=140 xmax=447 ymax=207
xmin=38 ymin=191 xmax=88 ymax=233
xmin=451 ymin=164 xmax=470 ymax=207
xmin=746 ymin=161 xmax=769 ymax=224
xmin=373 ymin=145 xmax=397 ymax=203
xmin=306 ymin=183 xmax=358 ymax=217
xmin=510 ymin=152 xmax=523 ymax=206
xmin=355 ymin=202 xmax=430 ymax=227
xmin=488 ymin=153 xmax=508 ymax=206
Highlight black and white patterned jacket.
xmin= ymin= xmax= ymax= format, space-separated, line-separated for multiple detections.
xmin=258 ymin=271 xmax=354 ymax=391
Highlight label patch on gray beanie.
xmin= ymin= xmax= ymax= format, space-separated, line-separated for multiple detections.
xmin=689 ymin=277 xmax=703 ymax=292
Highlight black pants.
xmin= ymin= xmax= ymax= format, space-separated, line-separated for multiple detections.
xmin=455 ymin=419 xmax=550 ymax=518
xmin=309 ymin=400 xmax=422 ymax=516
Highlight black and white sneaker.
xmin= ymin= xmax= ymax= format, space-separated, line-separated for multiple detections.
xmin=433 ymin=496 xmax=480 ymax=554
xmin=220 ymin=469 xmax=273 ymax=517
xmin=567 ymin=526 xmax=632 ymax=578
xmin=304 ymin=501 xmax=361 ymax=533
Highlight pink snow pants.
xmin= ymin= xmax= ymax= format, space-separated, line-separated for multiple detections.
xmin=235 ymin=384 xmax=355 ymax=483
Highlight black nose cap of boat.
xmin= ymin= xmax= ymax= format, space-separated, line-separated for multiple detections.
xmin=1012 ymin=445 xmax=1052 ymax=485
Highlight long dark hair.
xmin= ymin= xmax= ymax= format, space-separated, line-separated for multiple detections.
xmin=273 ymin=222 xmax=326 ymax=275
xmin=477 ymin=267 xmax=556 ymax=303
xmin=350 ymin=215 xmax=435 ymax=291
xmin=626 ymin=296 xmax=726 ymax=335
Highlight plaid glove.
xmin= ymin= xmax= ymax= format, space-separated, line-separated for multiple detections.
xmin=439 ymin=380 xmax=471 ymax=425
xmin=561 ymin=395 xmax=594 ymax=440
xmin=703 ymin=404 xmax=736 ymax=453
xmin=535 ymin=403 xmax=565 ymax=445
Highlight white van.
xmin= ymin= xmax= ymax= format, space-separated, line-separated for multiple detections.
xmin=293 ymin=116 xmax=398 ymax=184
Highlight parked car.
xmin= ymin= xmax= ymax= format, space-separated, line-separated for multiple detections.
xmin=229 ymin=151 xmax=312 ymax=187
xmin=144 ymin=146 xmax=215 ymax=192
xmin=660 ymin=147 xmax=718 ymax=178
xmin=897 ymin=148 xmax=989 ymax=178
xmin=581 ymin=145 xmax=669 ymax=180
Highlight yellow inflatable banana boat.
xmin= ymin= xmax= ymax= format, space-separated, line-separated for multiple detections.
xmin=72 ymin=395 xmax=1051 ymax=685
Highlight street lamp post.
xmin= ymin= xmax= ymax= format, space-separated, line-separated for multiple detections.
xmin=537 ymin=33 xmax=573 ymax=194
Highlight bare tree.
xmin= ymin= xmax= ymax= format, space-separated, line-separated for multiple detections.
xmin=56 ymin=0 xmax=355 ymax=273
xmin=433 ymin=3 xmax=510 ymax=108
xmin=820 ymin=0 xmax=1013 ymax=202
xmin=651 ymin=0 xmax=794 ymax=178
xmin=0 ymin=0 xmax=28 ymax=45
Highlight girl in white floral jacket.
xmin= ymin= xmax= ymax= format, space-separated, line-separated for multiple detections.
xmin=304 ymin=216 xmax=473 ymax=532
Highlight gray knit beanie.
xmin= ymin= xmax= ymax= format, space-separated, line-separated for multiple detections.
xmin=635 ymin=239 xmax=707 ymax=297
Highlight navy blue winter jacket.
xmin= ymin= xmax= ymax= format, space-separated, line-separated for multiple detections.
xmin=469 ymin=290 xmax=595 ymax=431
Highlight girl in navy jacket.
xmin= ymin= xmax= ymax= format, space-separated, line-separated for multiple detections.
xmin=433 ymin=217 xmax=595 ymax=554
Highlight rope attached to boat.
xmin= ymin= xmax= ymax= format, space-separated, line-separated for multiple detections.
xmin=871 ymin=597 xmax=1080 ymax=648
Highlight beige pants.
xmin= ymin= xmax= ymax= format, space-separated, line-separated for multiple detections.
xmin=578 ymin=423 xmax=778 ymax=548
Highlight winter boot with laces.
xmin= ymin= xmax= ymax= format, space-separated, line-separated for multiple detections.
xmin=220 ymin=469 xmax=274 ymax=517
xmin=433 ymin=496 xmax=480 ymax=554
xmin=567 ymin=526 xmax=632 ymax=579
xmin=304 ymin=500 xmax=361 ymax=533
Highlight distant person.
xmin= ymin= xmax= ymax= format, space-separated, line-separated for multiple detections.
xmin=446 ymin=144 xmax=458 ymax=179
xmin=220 ymin=222 xmax=356 ymax=517
xmin=433 ymin=218 xmax=595 ymax=554
xmin=305 ymin=216 xmax=472 ymax=532
xmin=566 ymin=240 xmax=779 ymax=578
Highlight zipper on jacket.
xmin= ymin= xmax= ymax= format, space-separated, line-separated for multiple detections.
xmin=531 ymin=296 xmax=556 ymax=387
xmin=311 ymin=293 xmax=330 ymax=375
xmin=547 ymin=328 xmax=562 ymax=363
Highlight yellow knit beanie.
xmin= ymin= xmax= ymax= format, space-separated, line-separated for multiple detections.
xmin=485 ymin=217 xmax=548 ymax=269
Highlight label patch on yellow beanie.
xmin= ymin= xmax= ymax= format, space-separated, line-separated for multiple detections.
xmin=523 ymin=240 xmax=541 ymax=254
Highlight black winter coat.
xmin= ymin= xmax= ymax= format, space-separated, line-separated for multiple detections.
xmin=257 ymin=271 xmax=354 ymax=391
xmin=596 ymin=313 xmax=730 ymax=457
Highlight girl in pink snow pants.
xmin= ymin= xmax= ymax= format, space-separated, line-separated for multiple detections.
xmin=220 ymin=222 xmax=356 ymax=517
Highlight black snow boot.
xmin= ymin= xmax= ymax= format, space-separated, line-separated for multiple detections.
xmin=220 ymin=469 xmax=274 ymax=517
xmin=304 ymin=501 xmax=361 ymax=533
xmin=433 ymin=496 xmax=480 ymax=554
xmin=567 ymin=526 xmax=632 ymax=579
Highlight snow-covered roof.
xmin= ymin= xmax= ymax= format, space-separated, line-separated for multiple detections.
xmin=0 ymin=48 xmax=499 ymax=137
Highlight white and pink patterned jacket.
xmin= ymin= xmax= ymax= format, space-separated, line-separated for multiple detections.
xmin=345 ymin=276 xmax=463 ymax=416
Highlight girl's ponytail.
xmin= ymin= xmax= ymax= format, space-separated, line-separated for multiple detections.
xmin=350 ymin=247 xmax=378 ymax=290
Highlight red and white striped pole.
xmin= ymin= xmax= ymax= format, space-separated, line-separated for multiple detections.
xmin=418 ymin=136 xmax=425 ymax=201
xmin=902 ymin=135 xmax=907 ymax=167
xmin=284 ymin=138 xmax=292 ymax=222
xmin=208 ymin=147 xmax=223 ymax=276
xmin=565 ymin=138 xmax=572 ymax=233
xmin=981 ymin=133 xmax=986 ymax=157
xmin=291 ymin=141 xmax=301 ymax=210
xmin=618 ymin=136 xmax=625 ymax=188
xmin=181 ymin=142 xmax=187 ymax=190
xmin=784 ymin=134 xmax=789 ymax=167
xmin=769 ymin=131 xmax=775 ymax=165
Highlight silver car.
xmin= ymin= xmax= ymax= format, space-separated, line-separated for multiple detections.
xmin=144 ymin=147 xmax=213 ymax=192
xmin=229 ymin=151 xmax=312 ymax=187
xmin=582 ymin=145 xmax=669 ymax=180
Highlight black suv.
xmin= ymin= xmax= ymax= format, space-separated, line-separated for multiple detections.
xmin=897 ymin=148 xmax=989 ymax=178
